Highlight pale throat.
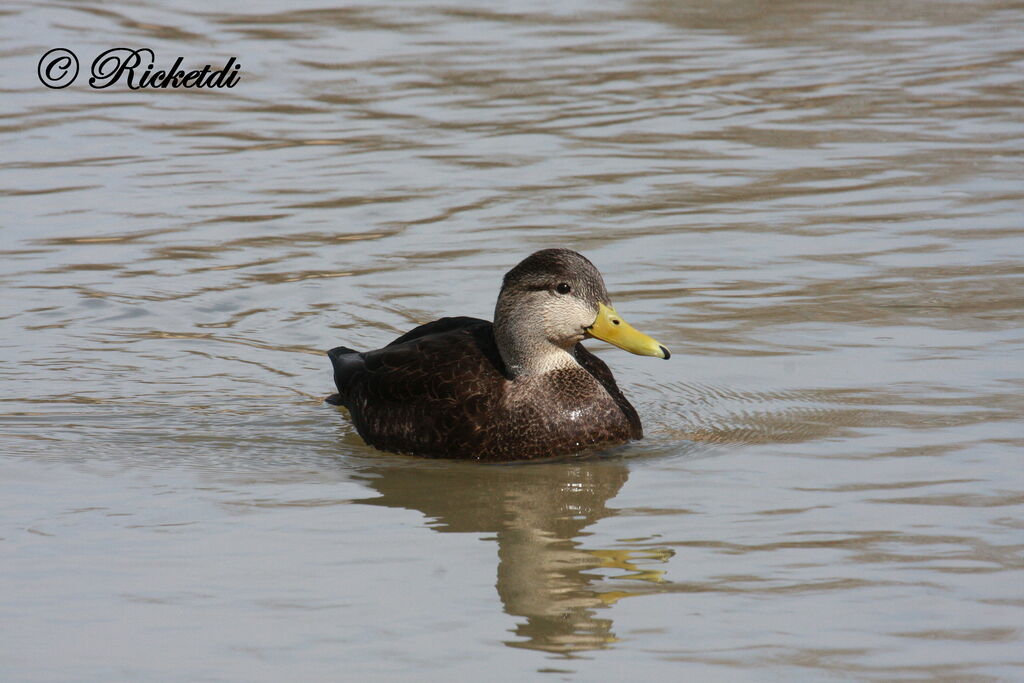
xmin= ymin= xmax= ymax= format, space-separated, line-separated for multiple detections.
xmin=502 ymin=342 xmax=579 ymax=378
xmin=494 ymin=311 xmax=582 ymax=379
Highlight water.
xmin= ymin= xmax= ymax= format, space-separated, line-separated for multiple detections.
xmin=2 ymin=0 xmax=1023 ymax=679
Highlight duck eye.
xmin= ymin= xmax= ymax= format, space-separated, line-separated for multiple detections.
xmin=555 ymin=283 xmax=571 ymax=295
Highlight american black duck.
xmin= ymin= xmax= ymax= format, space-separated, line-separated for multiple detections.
xmin=326 ymin=248 xmax=670 ymax=460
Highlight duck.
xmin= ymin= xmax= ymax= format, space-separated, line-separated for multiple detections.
xmin=326 ymin=248 xmax=670 ymax=460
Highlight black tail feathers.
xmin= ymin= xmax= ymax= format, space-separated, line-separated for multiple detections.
xmin=326 ymin=346 xmax=362 ymax=406
xmin=328 ymin=345 xmax=359 ymax=361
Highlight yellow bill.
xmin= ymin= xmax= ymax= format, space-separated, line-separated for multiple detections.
xmin=586 ymin=302 xmax=670 ymax=359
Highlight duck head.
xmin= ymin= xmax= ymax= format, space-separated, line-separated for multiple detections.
xmin=493 ymin=248 xmax=670 ymax=378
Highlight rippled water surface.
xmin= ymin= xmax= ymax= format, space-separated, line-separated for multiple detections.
xmin=2 ymin=0 xmax=1023 ymax=679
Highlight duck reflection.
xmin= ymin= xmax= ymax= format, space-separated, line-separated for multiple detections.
xmin=352 ymin=457 xmax=672 ymax=654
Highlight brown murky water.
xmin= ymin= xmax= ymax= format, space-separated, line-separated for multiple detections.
xmin=2 ymin=1 xmax=1023 ymax=679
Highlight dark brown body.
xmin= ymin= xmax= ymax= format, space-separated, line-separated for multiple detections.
xmin=327 ymin=317 xmax=642 ymax=461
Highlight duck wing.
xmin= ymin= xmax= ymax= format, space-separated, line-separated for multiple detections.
xmin=326 ymin=317 xmax=495 ymax=405
xmin=385 ymin=316 xmax=491 ymax=347
xmin=326 ymin=318 xmax=507 ymax=456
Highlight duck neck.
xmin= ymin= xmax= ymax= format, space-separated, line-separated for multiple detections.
xmin=494 ymin=301 xmax=578 ymax=380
